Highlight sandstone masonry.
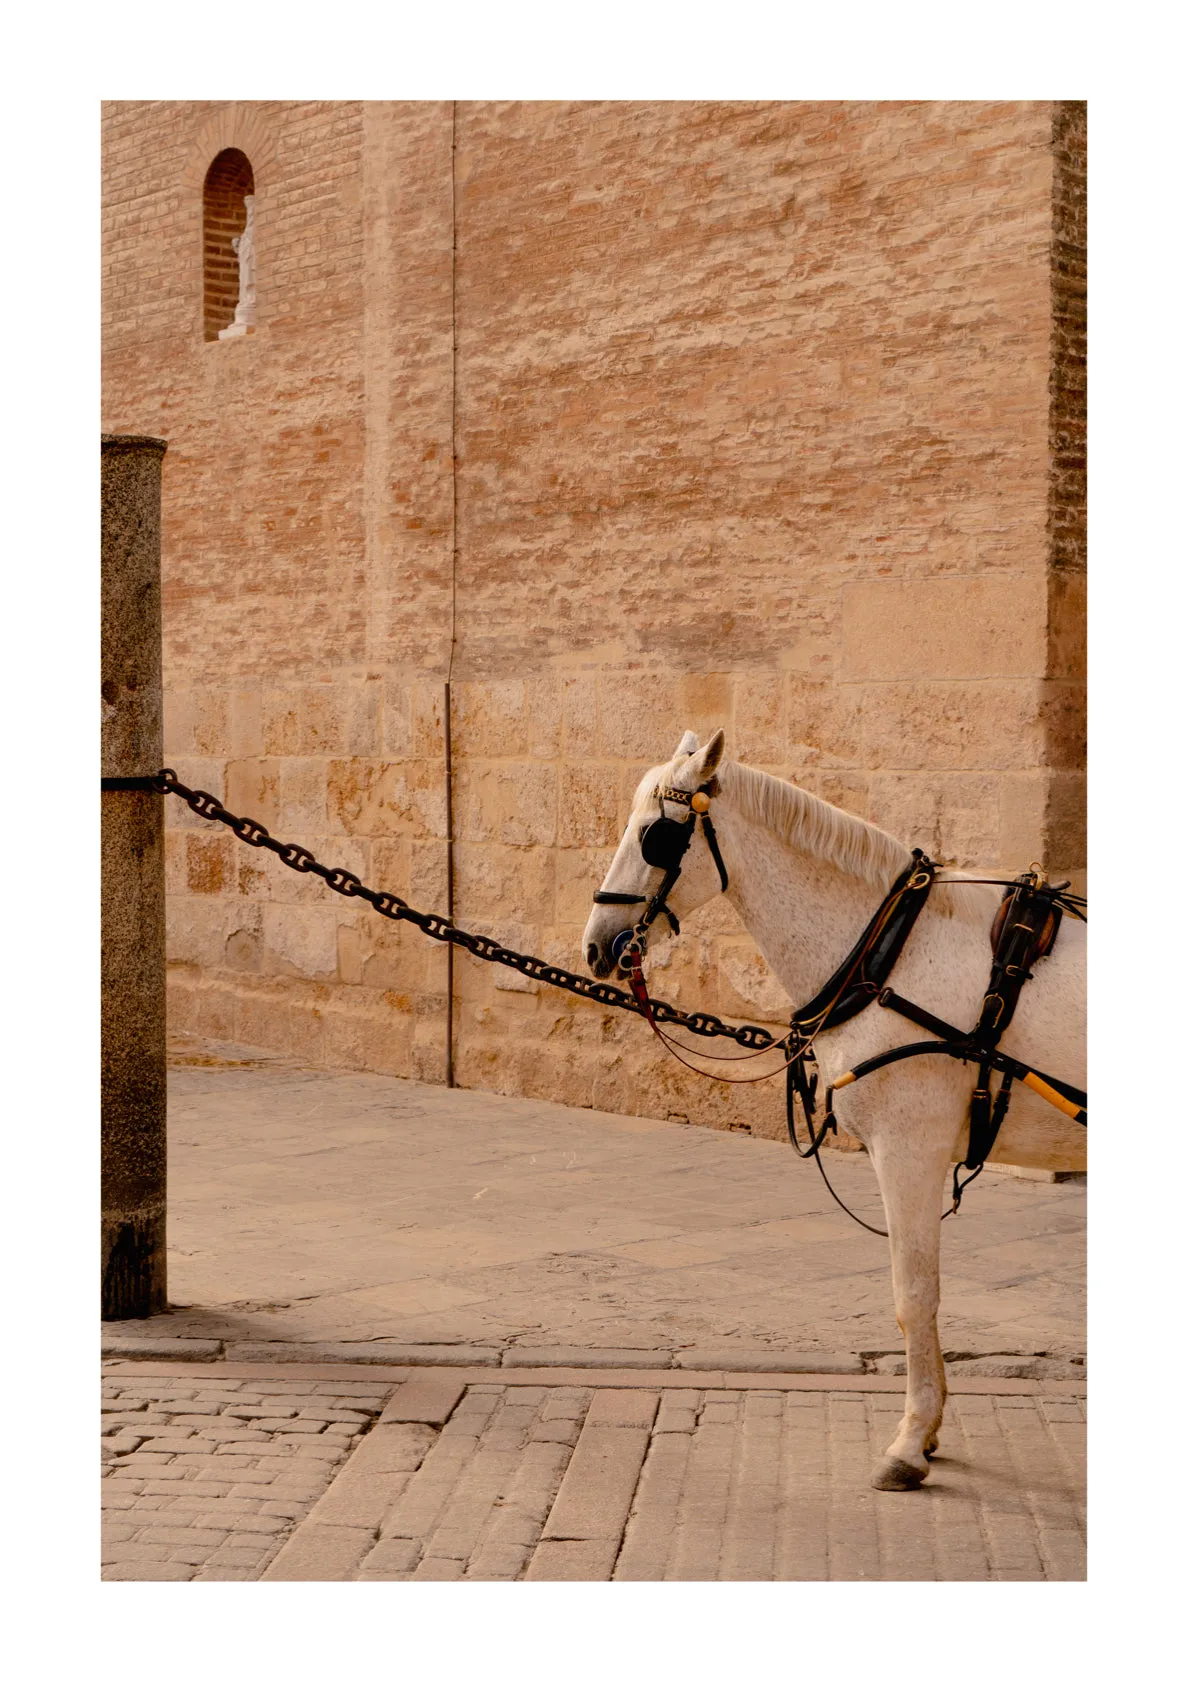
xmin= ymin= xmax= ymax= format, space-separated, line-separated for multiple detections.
xmin=101 ymin=101 xmax=1086 ymax=1149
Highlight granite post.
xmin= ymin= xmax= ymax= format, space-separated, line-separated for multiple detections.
xmin=101 ymin=434 xmax=169 ymax=1318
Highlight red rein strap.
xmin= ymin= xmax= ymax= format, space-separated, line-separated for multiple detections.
xmin=626 ymin=951 xmax=657 ymax=1030
xmin=621 ymin=865 xmax=929 ymax=1085
xmin=626 ymin=950 xmax=806 ymax=1082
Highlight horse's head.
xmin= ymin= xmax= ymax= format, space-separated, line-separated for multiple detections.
xmin=583 ymin=727 xmax=728 ymax=978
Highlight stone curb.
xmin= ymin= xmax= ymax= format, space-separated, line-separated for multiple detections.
xmin=223 ymin=1342 xmax=503 ymax=1367
xmin=98 ymin=1335 xmax=1086 ymax=1382
xmin=673 ymin=1349 xmax=864 ymax=1374
xmin=502 ymin=1346 xmax=675 ymax=1369
xmin=101 ymin=1359 xmax=1088 ymax=1398
xmin=873 ymin=1354 xmax=1087 ymax=1382
xmin=100 ymin=1337 xmax=223 ymax=1361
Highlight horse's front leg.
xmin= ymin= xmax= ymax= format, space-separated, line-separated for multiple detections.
xmin=866 ymin=1126 xmax=950 ymax=1491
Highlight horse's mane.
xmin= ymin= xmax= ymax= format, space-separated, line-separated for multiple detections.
xmin=720 ymin=760 xmax=911 ymax=891
xmin=633 ymin=754 xmax=1001 ymax=925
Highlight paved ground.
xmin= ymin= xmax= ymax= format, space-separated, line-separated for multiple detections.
xmin=101 ymin=1036 xmax=1086 ymax=1581
xmin=108 ymin=1034 xmax=1085 ymax=1371
xmin=102 ymin=1361 xmax=1086 ymax=1581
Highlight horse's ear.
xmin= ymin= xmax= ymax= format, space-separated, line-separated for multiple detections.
xmin=674 ymin=730 xmax=699 ymax=757
xmin=687 ymin=728 xmax=725 ymax=783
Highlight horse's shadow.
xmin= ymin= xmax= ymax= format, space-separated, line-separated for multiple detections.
xmin=916 ymin=1451 xmax=1068 ymax=1503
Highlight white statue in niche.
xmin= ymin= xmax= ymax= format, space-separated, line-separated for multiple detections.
xmin=218 ymin=194 xmax=256 ymax=339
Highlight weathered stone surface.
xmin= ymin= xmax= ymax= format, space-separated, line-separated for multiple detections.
xmin=103 ymin=101 xmax=1084 ymax=1146
xmin=227 ymin=1341 xmax=500 ymax=1367
xmin=947 ymin=1356 xmax=1085 ymax=1383
xmin=674 ymin=1349 xmax=864 ymax=1375
xmin=102 ymin=1366 xmax=1085 ymax=1580
xmin=380 ymin=1374 xmax=467 ymax=1426
xmin=153 ymin=1052 xmax=1085 ymax=1359
xmin=262 ymin=1523 xmax=375 ymax=1581
xmin=525 ymin=1539 xmax=620 ymax=1581
xmin=100 ymin=1370 xmax=391 ymax=1581
xmin=101 ymin=1337 xmax=222 ymax=1361
xmin=541 ymin=1423 xmax=652 ymax=1543
xmin=502 ymin=1346 xmax=670 ymax=1370
xmin=584 ymin=1391 xmax=660 ymax=1430
xmin=841 ymin=576 xmax=1049 ymax=683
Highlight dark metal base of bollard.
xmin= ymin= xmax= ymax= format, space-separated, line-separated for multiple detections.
xmin=102 ymin=1208 xmax=168 ymax=1319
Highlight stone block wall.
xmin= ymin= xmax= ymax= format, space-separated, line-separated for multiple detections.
xmin=102 ymin=100 xmax=1085 ymax=1143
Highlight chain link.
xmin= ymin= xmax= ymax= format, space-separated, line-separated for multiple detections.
xmin=143 ymin=769 xmax=781 ymax=1050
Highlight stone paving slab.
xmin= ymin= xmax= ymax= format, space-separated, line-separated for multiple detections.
xmin=103 ymin=1363 xmax=1085 ymax=1582
xmin=137 ymin=1040 xmax=1085 ymax=1365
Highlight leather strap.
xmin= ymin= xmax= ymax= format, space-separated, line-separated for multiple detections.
xmin=876 ymin=988 xmax=1087 ymax=1113
xmin=701 ymin=814 xmax=729 ymax=892
xmin=602 ymin=782 xmax=725 ymax=961
xmin=790 ymin=852 xmax=935 ymax=1036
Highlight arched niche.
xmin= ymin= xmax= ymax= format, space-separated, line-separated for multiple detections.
xmin=203 ymin=149 xmax=255 ymax=342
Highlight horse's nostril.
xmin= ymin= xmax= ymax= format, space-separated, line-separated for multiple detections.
xmin=586 ymin=942 xmax=599 ymax=969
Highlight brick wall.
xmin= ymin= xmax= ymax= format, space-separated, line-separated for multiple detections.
xmin=101 ymin=100 xmax=1085 ymax=1150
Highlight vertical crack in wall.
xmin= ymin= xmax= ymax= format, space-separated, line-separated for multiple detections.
xmin=1044 ymin=100 xmax=1087 ymax=881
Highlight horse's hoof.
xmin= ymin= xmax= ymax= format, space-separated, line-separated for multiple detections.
xmin=871 ymin=1455 xmax=928 ymax=1491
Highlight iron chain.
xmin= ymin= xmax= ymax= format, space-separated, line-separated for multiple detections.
xmin=133 ymin=769 xmax=781 ymax=1050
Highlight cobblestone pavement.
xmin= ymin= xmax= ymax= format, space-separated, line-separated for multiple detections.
xmin=101 ymin=1369 xmax=395 ymax=1580
xmin=102 ymin=1363 xmax=1086 ymax=1582
xmin=101 ymin=1042 xmax=1086 ymax=1583
xmin=117 ymin=1037 xmax=1085 ymax=1368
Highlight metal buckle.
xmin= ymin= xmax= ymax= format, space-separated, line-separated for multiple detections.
xmin=613 ymin=930 xmax=646 ymax=974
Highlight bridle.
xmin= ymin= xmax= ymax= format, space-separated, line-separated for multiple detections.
xmin=591 ymin=780 xmax=728 ymax=969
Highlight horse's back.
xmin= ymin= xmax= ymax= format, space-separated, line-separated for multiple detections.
xmin=1001 ymin=910 xmax=1086 ymax=1085
xmin=991 ymin=912 xmax=1086 ymax=1172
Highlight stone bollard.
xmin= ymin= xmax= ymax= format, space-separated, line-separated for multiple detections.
xmin=101 ymin=434 xmax=169 ymax=1318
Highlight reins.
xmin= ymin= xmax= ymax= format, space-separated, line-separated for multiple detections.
xmin=596 ymin=778 xmax=1087 ymax=1235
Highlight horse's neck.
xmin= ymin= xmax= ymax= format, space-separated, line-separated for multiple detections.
xmin=715 ymin=799 xmax=891 ymax=1004
xmin=713 ymin=776 xmax=1006 ymax=1026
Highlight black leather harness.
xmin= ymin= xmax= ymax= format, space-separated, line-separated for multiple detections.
xmin=790 ymin=865 xmax=1087 ymax=1214
xmin=593 ymin=782 xmax=1087 ymax=1224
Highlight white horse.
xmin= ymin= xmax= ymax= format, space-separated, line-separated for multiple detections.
xmin=583 ymin=728 xmax=1086 ymax=1492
